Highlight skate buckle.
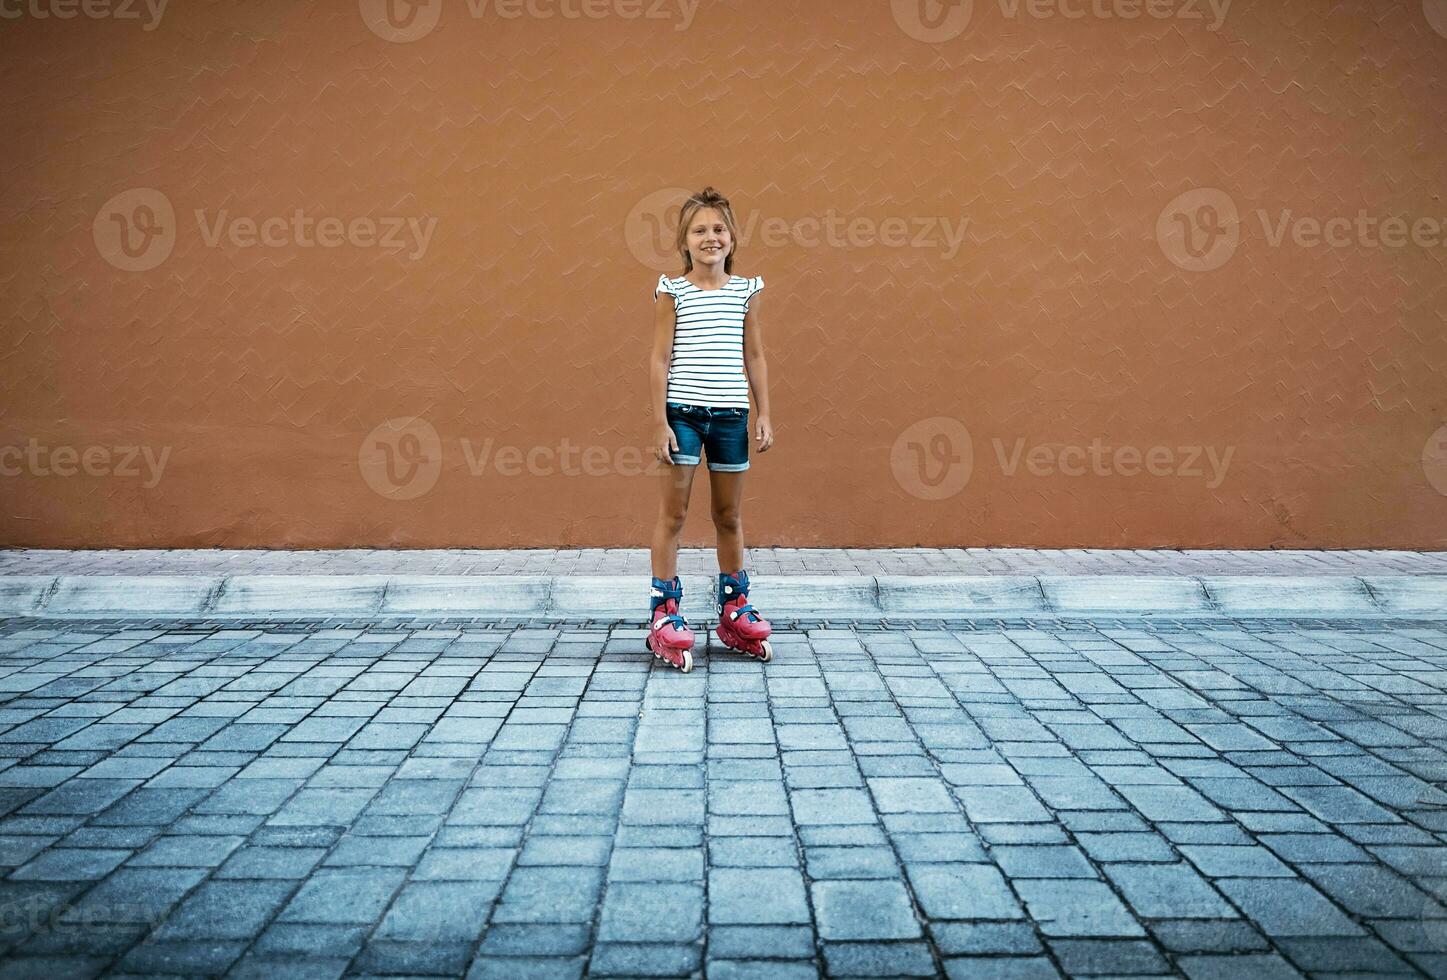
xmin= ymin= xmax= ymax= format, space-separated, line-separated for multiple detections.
xmin=653 ymin=612 xmax=686 ymax=631
xmin=727 ymin=603 xmax=758 ymax=622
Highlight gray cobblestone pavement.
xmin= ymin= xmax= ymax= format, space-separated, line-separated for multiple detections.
xmin=0 ymin=617 xmax=1443 ymax=978
xmin=3 ymin=548 xmax=1445 ymax=577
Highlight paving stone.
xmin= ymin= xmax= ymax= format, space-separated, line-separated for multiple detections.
xmin=596 ymin=882 xmax=704 ymax=942
xmin=373 ymin=881 xmax=494 ymax=941
xmin=811 ymin=879 xmax=922 ymax=940
xmin=492 ymin=866 xmax=604 ymax=923
xmin=1049 ymin=938 xmax=1169 ymax=975
xmin=708 ymin=868 xmax=810 ymax=925
xmin=11 ymin=848 xmax=130 ymax=881
xmin=907 ymin=864 xmax=1025 ymax=920
xmin=1101 ymin=862 xmax=1238 ymax=919
xmin=789 ymin=788 xmax=878 ymax=825
xmin=1215 ymin=878 xmax=1366 ymax=937
xmin=150 ymin=879 xmax=294 ymax=940
xmin=805 ymin=845 xmax=900 ymax=879
xmin=1178 ymin=844 xmax=1295 ymax=878
xmin=707 ymin=924 xmax=816 ymax=959
xmin=277 ymin=868 xmax=406 ymax=924
xmin=1014 ymin=880 xmax=1145 ymax=937
xmin=705 ymin=961 xmax=819 ymax=980
xmin=473 ymin=923 xmax=591 ymax=956
xmin=942 ymin=955 xmax=1061 ymax=979
xmin=1297 ymin=863 xmax=1437 ymax=918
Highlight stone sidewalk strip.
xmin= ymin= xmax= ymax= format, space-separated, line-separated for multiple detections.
xmin=3 ymin=572 xmax=1444 ymax=622
xmin=0 ymin=618 xmax=1442 ymax=978
xmin=3 ymin=547 xmax=1445 ymax=577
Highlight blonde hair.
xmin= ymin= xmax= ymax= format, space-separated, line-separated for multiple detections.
xmin=675 ymin=186 xmax=739 ymax=274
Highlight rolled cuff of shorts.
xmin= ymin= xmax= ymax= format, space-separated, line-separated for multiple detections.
xmin=707 ymin=461 xmax=750 ymax=472
xmin=669 ymin=455 xmax=701 ymax=466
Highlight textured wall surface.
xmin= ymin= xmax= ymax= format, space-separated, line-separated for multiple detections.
xmin=2 ymin=0 xmax=1445 ymax=549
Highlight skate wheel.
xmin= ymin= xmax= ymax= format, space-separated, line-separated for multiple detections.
xmin=758 ymin=639 xmax=772 ymax=663
xmin=680 ymin=648 xmax=693 ymax=673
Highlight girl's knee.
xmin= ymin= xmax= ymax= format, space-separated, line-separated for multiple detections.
xmin=711 ymin=509 xmax=741 ymax=533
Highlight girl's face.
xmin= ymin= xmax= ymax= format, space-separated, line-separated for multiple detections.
xmin=685 ymin=207 xmax=732 ymax=270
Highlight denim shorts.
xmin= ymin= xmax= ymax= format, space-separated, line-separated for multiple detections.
xmin=665 ymin=402 xmax=750 ymax=472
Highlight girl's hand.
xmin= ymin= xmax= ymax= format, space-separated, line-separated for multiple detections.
xmin=755 ymin=415 xmax=774 ymax=453
xmin=652 ymin=423 xmax=679 ymax=465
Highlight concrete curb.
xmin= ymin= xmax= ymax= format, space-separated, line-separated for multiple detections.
xmin=0 ymin=574 xmax=1441 ymax=621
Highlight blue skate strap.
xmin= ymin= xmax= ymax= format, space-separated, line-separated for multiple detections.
xmin=727 ymin=603 xmax=760 ymax=623
xmin=651 ymin=585 xmax=687 ymax=631
xmin=654 ymin=610 xmax=686 ymax=631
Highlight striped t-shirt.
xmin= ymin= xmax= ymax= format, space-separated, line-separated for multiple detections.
xmin=653 ymin=273 xmax=764 ymax=409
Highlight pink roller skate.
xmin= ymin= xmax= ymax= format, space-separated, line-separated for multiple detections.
xmin=645 ymin=575 xmax=694 ymax=672
xmin=714 ymin=569 xmax=772 ymax=662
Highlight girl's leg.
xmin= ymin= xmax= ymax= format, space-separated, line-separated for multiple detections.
xmin=708 ymin=469 xmax=747 ymax=573
xmin=651 ymin=462 xmax=697 ymax=579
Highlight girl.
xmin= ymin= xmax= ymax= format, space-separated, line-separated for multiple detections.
xmin=645 ymin=187 xmax=775 ymax=673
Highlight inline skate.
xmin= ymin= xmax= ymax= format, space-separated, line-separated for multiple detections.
xmin=714 ymin=569 xmax=772 ymax=662
xmin=645 ymin=574 xmax=694 ymax=672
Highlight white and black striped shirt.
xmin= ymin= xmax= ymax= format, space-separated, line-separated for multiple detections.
xmin=653 ymin=273 xmax=764 ymax=410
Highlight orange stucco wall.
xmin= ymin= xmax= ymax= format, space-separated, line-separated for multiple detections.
xmin=2 ymin=0 xmax=1445 ymax=548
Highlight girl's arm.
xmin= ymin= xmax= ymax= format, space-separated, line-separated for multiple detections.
xmin=651 ymin=290 xmax=682 ymax=463
xmin=651 ymin=292 xmax=678 ymax=423
xmin=743 ymin=297 xmax=774 ymax=453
